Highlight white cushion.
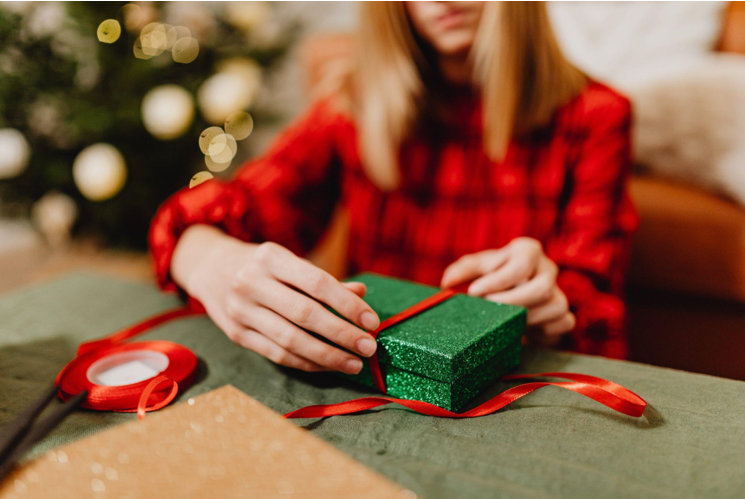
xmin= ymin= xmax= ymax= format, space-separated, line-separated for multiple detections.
xmin=549 ymin=1 xmax=727 ymax=87
xmin=628 ymin=55 xmax=745 ymax=205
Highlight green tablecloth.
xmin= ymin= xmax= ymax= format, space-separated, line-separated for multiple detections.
xmin=2 ymin=273 xmax=744 ymax=498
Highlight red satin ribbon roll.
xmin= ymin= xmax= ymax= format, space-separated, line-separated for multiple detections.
xmin=55 ymin=308 xmax=202 ymax=418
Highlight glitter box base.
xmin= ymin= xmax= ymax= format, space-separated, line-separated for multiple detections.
xmin=345 ymin=340 xmax=521 ymax=411
xmin=336 ymin=273 xmax=526 ymax=412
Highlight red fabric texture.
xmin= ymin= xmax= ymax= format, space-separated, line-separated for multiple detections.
xmin=149 ymin=81 xmax=638 ymax=358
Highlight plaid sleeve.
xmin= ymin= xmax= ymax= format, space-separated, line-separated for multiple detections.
xmin=546 ymin=89 xmax=639 ymax=359
xmin=148 ymin=100 xmax=342 ymax=293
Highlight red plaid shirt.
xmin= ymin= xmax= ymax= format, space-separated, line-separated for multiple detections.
xmin=150 ymin=81 xmax=638 ymax=358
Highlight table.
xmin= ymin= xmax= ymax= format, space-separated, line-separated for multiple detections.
xmin=1 ymin=273 xmax=744 ymax=498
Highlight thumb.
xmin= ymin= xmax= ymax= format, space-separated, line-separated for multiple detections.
xmin=441 ymin=250 xmax=507 ymax=289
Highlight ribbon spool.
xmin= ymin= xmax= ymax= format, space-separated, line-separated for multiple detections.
xmin=55 ymin=308 xmax=201 ymax=419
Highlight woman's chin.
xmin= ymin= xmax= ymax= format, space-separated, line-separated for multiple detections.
xmin=430 ymin=33 xmax=476 ymax=57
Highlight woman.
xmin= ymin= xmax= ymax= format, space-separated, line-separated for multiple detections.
xmin=149 ymin=2 xmax=637 ymax=376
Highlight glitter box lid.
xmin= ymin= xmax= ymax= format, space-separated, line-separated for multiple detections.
xmin=346 ymin=273 xmax=526 ymax=383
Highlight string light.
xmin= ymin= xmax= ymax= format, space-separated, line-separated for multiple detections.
xmin=130 ymin=21 xmax=198 ymax=64
xmin=195 ymin=113 xmax=254 ymax=176
xmin=198 ymin=127 xmax=224 ymax=155
xmin=172 ymin=37 xmax=200 ymax=64
xmin=205 ymin=155 xmax=231 ymax=173
xmin=0 ymin=128 xmax=30 ymax=179
xmin=73 ymin=144 xmax=127 ymax=202
xmin=207 ymin=133 xmax=237 ymax=165
xmin=119 ymin=4 xmax=144 ymax=32
xmin=97 ymin=20 xmax=121 ymax=44
xmin=189 ymin=171 xmax=213 ymax=188
xmin=133 ymin=37 xmax=151 ymax=60
xmin=141 ymin=85 xmax=194 ymax=140
xmin=140 ymin=24 xmax=167 ymax=57
xmin=224 ymin=112 xmax=253 ymax=140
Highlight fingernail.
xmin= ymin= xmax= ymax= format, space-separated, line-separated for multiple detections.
xmin=342 ymin=358 xmax=363 ymax=374
xmin=357 ymin=337 xmax=377 ymax=357
xmin=360 ymin=310 xmax=379 ymax=331
xmin=468 ymin=283 xmax=484 ymax=295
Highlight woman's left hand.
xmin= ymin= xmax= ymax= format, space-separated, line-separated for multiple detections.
xmin=441 ymin=237 xmax=575 ymax=345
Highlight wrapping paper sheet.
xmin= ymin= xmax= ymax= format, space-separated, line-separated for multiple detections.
xmin=0 ymin=386 xmax=408 ymax=499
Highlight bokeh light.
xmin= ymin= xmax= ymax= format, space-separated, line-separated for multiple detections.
xmin=169 ymin=26 xmax=192 ymax=43
xmin=224 ymin=112 xmax=254 ymax=140
xmin=189 ymin=171 xmax=214 ymax=189
xmin=73 ymin=143 xmax=127 ymax=202
xmin=119 ymin=4 xmax=144 ymax=32
xmin=205 ymin=155 xmax=231 ymax=173
xmin=131 ymin=21 xmax=198 ymax=64
xmin=141 ymin=85 xmax=194 ymax=140
xmin=207 ymin=133 xmax=237 ymax=163
xmin=172 ymin=37 xmax=200 ymax=64
xmin=0 ymin=128 xmax=30 ymax=179
xmin=199 ymin=127 xmax=224 ymax=155
xmin=140 ymin=23 xmax=167 ymax=57
xmin=133 ymin=37 xmax=151 ymax=60
xmin=198 ymin=72 xmax=255 ymax=124
xmin=97 ymin=19 xmax=122 ymax=44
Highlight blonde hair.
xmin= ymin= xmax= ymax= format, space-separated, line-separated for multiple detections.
xmin=349 ymin=1 xmax=586 ymax=190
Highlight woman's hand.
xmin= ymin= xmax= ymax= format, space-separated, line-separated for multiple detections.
xmin=441 ymin=237 xmax=575 ymax=345
xmin=172 ymin=225 xmax=380 ymax=374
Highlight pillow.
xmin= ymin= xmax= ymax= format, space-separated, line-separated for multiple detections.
xmin=548 ymin=1 xmax=727 ymax=87
xmin=627 ymin=54 xmax=745 ymax=205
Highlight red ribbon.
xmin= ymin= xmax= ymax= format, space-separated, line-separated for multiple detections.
xmin=56 ymin=308 xmax=202 ymax=418
xmin=284 ymin=288 xmax=648 ymax=420
xmin=367 ymin=289 xmax=457 ymax=393
xmin=283 ymin=372 xmax=646 ymax=419
xmin=54 ymin=288 xmax=648 ymax=421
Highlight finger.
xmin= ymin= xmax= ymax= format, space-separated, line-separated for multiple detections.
xmin=441 ymin=250 xmax=508 ymax=289
xmin=541 ymin=312 xmax=576 ymax=337
xmin=259 ymin=244 xmax=380 ymax=331
xmin=342 ymin=281 xmax=367 ymax=297
xmin=207 ymin=304 xmax=328 ymax=372
xmin=233 ymin=305 xmax=365 ymax=374
xmin=469 ymin=255 xmax=538 ymax=296
xmin=526 ymin=288 xmax=569 ymax=325
xmin=253 ymin=280 xmax=379 ymax=358
xmin=484 ymin=259 xmax=558 ymax=307
xmin=233 ymin=328 xmax=334 ymax=372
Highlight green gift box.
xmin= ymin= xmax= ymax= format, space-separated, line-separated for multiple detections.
xmin=335 ymin=273 xmax=526 ymax=412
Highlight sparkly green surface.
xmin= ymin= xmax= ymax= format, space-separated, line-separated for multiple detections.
xmin=332 ymin=273 xmax=526 ymax=410
xmin=349 ymin=273 xmax=526 ymax=382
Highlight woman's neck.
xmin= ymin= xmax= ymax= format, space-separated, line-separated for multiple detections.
xmin=437 ymin=52 xmax=472 ymax=85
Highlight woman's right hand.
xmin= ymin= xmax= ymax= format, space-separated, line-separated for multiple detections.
xmin=171 ymin=225 xmax=380 ymax=374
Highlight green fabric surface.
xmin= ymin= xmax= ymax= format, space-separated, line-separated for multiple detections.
xmin=2 ymin=273 xmax=745 ymax=498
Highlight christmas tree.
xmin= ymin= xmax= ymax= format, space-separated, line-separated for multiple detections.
xmin=0 ymin=2 xmax=292 ymax=248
